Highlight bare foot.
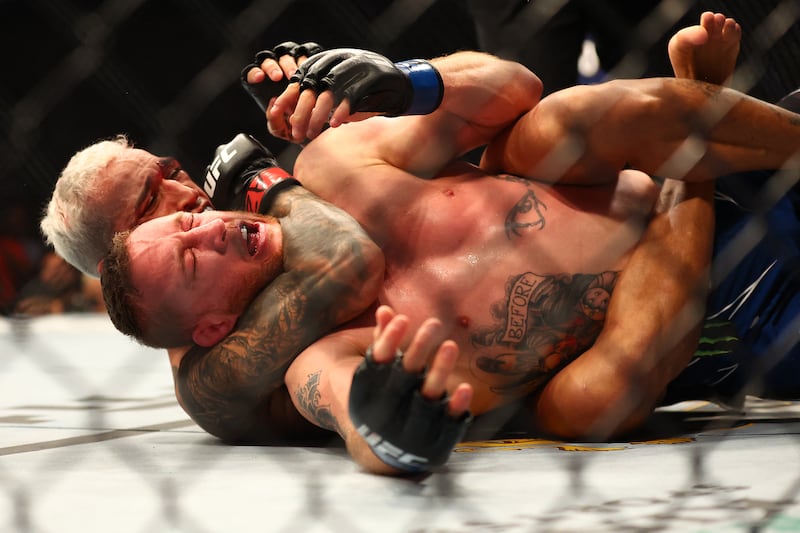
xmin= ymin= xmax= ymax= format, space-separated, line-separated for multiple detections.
xmin=668 ymin=11 xmax=741 ymax=85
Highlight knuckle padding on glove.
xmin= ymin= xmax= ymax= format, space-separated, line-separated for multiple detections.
xmin=255 ymin=49 xmax=277 ymax=63
xmin=349 ymin=353 xmax=472 ymax=472
xmin=290 ymin=52 xmax=341 ymax=86
xmin=272 ymin=41 xmax=300 ymax=58
xmin=295 ymin=42 xmax=323 ymax=57
xmin=291 ymin=49 xmax=441 ymax=117
xmin=349 ymin=357 xmax=422 ymax=420
xmin=406 ymin=391 xmax=468 ymax=466
xmin=326 ymin=57 xmax=411 ymax=115
xmin=241 ymin=42 xmax=325 ymax=113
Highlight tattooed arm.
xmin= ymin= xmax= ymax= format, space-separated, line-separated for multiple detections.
xmin=173 ymin=187 xmax=385 ymax=443
xmin=530 ymin=179 xmax=715 ymax=438
xmin=285 ymin=307 xmax=473 ymax=476
xmin=283 ymin=326 xmax=403 ymax=474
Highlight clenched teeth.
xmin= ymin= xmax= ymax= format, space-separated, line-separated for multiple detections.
xmin=239 ymin=222 xmax=258 ymax=256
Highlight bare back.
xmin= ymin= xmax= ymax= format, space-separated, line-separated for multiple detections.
xmin=297 ymin=151 xmax=659 ymax=413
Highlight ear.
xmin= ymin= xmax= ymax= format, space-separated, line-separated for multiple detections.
xmin=191 ymin=313 xmax=237 ymax=347
xmin=96 ymin=259 xmax=104 ymax=275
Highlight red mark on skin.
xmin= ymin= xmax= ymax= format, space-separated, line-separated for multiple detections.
xmin=458 ymin=315 xmax=470 ymax=328
xmin=443 ymin=189 xmax=455 ymax=197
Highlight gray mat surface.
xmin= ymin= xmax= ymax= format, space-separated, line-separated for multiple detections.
xmin=2 ymin=315 xmax=799 ymax=533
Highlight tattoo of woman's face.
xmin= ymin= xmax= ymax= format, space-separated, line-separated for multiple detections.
xmin=494 ymin=174 xmax=547 ymax=239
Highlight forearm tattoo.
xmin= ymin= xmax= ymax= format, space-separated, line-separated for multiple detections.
xmin=294 ymin=371 xmax=339 ymax=433
xmin=176 ymin=189 xmax=379 ymax=442
xmin=471 ymin=270 xmax=618 ymax=394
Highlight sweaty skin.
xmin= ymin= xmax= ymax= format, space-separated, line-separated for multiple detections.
xmin=168 ymin=50 xmax=544 ymax=442
xmin=168 ymin=187 xmax=385 ymax=442
xmin=158 ymin=13 xmax=800 ymax=473
xmin=291 ymin=137 xmax=658 ymax=415
xmin=283 ymin=13 xmax=799 ymax=466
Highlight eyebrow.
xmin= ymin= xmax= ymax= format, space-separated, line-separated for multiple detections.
xmin=175 ymin=214 xmax=195 ymax=285
xmin=158 ymin=157 xmax=178 ymax=178
xmin=177 ymin=250 xmax=196 ymax=287
xmin=135 ymin=174 xmax=154 ymax=215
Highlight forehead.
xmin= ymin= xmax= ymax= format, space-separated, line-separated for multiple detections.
xmin=104 ymin=148 xmax=161 ymax=230
xmin=105 ymin=148 xmax=159 ymax=195
xmin=109 ymin=147 xmax=158 ymax=171
xmin=105 ymin=147 xmax=161 ymax=203
xmin=128 ymin=215 xmax=182 ymax=282
xmin=130 ymin=212 xmax=183 ymax=243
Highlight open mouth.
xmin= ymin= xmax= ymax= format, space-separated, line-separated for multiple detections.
xmin=240 ymin=222 xmax=259 ymax=256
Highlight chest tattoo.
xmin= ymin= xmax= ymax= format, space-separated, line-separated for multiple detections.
xmin=494 ymin=174 xmax=547 ymax=239
xmin=506 ymin=190 xmax=547 ymax=238
xmin=471 ymin=271 xmax=618 ymax=393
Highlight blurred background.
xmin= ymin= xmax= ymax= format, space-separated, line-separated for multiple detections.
xmin=1 ymin=0 xmax=799 ymax=316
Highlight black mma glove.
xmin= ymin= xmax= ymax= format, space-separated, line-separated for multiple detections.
xmin=199 ymin=133 xmax=299 ymax=214
xmin=290 ymin=49 xmax=444 ymax=116
xmin=241 ymin=41 xmax=324 ymax=113
xmin=348 ymin=347 xmax=473 ymax=473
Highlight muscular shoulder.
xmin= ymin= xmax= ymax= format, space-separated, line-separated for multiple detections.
xmin=296 ymin=120 xmax=389 ymax=173
xmin=296 ymin=114 xmax=450 ymax=183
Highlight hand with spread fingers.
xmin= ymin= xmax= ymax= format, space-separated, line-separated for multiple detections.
xmin=348 ymin=305 xmax=473 ymax=473
xmin=241 ymin=41 xmax=324 ymax=139
xmin=244 ymin=47 xmax=444 ymax=143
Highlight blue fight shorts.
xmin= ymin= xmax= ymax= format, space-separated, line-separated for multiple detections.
xmin=663 ymin=170 xmax=800 ymax=404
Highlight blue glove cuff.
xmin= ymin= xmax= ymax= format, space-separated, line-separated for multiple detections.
xmin=395 ymin=59 xmax=444 ymax=115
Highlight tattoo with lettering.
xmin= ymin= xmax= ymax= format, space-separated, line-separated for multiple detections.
xmin=294 ymin=371 xmax=339 ymax=433
xmin=495 ymin=174 xmax=547 ymax=239
xmin=471 ymin=270 xmax=618 ymax=393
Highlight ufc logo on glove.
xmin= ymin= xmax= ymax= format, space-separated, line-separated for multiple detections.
xmin=203 ymin=143 xmax=238 ymax=197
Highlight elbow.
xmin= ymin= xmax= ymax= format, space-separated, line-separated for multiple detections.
xmin=511 ymin=63 xmax=543 ymax=111
xmin=524 ymin=70 xmax=544 ymax=107
xmin=533 ymin=362 xmax=658 ymax=441
xmin=536 ymin=392 xmax=654 ymax=442
xmin=185 ymin=408 xmax=253 ymax=444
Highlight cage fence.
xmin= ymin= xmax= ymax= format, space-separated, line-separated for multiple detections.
xmin=1 ymin=0 xmax=800 ymax=532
